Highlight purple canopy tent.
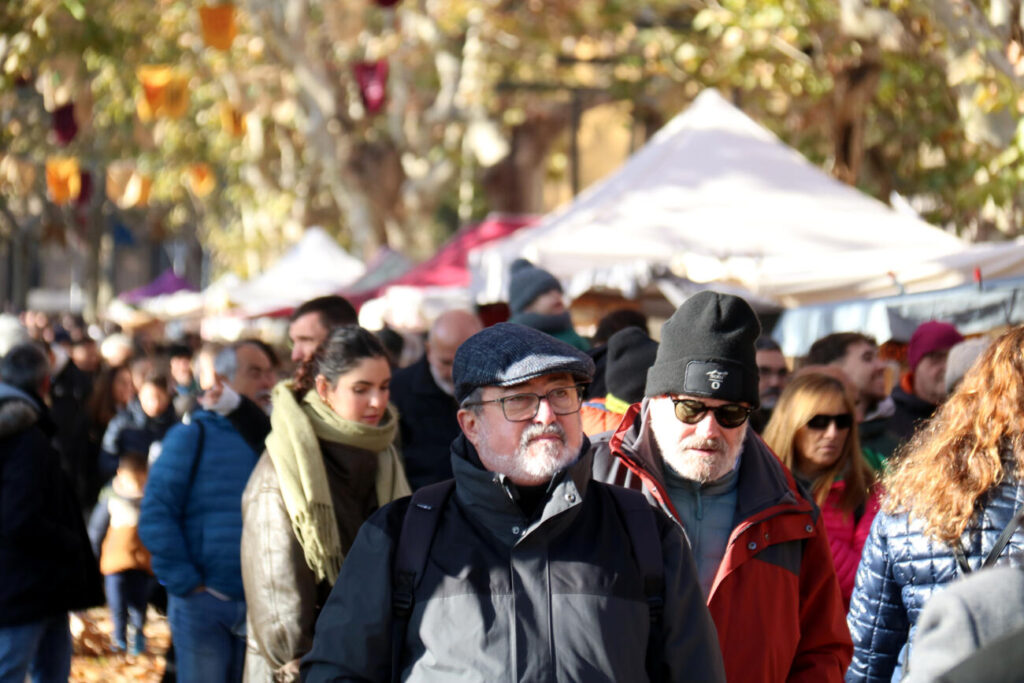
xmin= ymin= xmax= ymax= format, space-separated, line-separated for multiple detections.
xmin=119 ymin=268 xmax=197 ymax=304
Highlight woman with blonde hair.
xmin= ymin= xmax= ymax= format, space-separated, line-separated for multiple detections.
xmin=763 ymin=367 xmax=879 ymax=607
xmin=847 ymin=325 xmax=1024 ymax=682
xmin=240 ymin=325 xmax=410 ymax=681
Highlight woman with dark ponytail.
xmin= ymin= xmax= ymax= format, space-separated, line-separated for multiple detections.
xmin=240 ymin=325 xmax=410 ymax=681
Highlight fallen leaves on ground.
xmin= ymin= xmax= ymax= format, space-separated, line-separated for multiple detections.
xmin=70 ymin=607 xmax=171 ymax=682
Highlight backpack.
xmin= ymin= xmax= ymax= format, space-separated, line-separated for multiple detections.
xmin=952 ymin=506 xmax=1024 ymax=575
xmin=389 ymin=480 xmax=666 ymax=683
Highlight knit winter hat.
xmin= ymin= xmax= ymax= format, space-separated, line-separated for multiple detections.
xmin=605 ymin=327 xmax=658 ymax=405
xmin=508 ymin=259 xmax=562 ymax=315
xmin=907 ymin=321 xmax=964 ymax=371
xmin=453 ymin=322 xmax=594 ymax=404
xmin=645 ymin=291 xmax=761 ymax=406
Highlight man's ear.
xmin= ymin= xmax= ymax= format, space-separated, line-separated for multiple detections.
xmin=457 ymin=408 xmax=481 ymax=448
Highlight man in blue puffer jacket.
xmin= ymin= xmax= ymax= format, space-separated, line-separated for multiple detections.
xmin=139 ymin=341 xmax=274 ymax=682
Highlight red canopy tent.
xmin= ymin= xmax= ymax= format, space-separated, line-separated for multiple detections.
xmin=344 ymin=213 xmax=536 ymax=309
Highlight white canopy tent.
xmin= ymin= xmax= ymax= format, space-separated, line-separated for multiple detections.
xmin=228 ymin=227 xmax=365 ymax=316
xmin=469 ymin=89 xmax=1022 ymax=308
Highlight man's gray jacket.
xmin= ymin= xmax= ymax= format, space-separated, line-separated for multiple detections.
xmin=302 ymin=433 xmax=725 ymax=682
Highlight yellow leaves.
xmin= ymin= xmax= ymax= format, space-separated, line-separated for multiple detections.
xmin=199 ymin=4 xmax=237 ymax=51
xmin=45 ymin=156 xmax=80 ymax=204
xmin=136 ymin=66 xmax=190 ymax=121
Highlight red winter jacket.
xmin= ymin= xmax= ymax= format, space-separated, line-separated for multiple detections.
xmin=592 ymin=402 xmax=852 ymax=683
xmin=819 ymin=481 xmax=879 ymax=609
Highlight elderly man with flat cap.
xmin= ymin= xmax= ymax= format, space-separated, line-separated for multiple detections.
xmin=593 ymin=291 xmax=852 ymax=682
xmin=303 ymin=323 xmax=724 ymax=681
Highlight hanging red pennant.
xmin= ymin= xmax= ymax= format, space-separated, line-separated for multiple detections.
xmin=353 ymin=60 xmax=389 ymax=115
xmin=53 ymin=103 xmax=78 ymax=145
xmin=374 ymin=0 xmax=401 ymax=6
xmin=75 ymin=170 xmax=92 ymax=206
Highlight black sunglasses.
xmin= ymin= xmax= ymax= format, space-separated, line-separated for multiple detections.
xmin=805 ymin=413 xmax=854 ymax=430
xmin=671 ymin=399 xmax=752 ymax=429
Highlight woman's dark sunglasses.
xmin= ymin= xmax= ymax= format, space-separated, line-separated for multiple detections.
xmin=671 ymin=399 xmax=752 ymax=429
xmin=805 ymin=413 xmax=854 ymax=430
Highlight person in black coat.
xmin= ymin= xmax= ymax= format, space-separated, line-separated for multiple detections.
xmin=100 ymin=371 xmax=178 ymax=482
xmin=389 ymin=310 xmax=481 ymax=489
xmin=48 ymin=343 xmax=96 ymax=512
xmin=0 ymin=343 xmax=104 ymax=681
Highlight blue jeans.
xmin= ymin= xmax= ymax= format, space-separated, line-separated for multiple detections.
xmin=105 ymin=570 xmax=149 ymax=650
xmin=167 ymin=590 xmax=246 ymax=683
xmin=0 ymin=613 xmax=72 ymax=683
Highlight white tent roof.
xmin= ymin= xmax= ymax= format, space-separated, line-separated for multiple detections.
xmin=470 ymin=89 xmax=986 ymax=307
xmin=229 ymin=227 xmax=365 ymax=316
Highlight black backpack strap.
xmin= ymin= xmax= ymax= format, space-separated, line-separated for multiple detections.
xmin=954 ymin=505 xmax=1024 ymax=575
xmin=390 ymin=480 xmax=455 ymax=683
xmin=607 ymin=484 xmax=665 ymax=683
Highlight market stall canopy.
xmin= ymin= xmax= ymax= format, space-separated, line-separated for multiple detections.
xmin=119 ymin=268 xmax=196 ymax=304
xmin=773 ymin=274 xmax=1024 ymax=357
xmin=355 ymin=213 xmax=536 ymax=313
xmin=228 ymin=227 xmax=365 ymax=317
xmin=470 ymin=88 xmax=971 ymax=308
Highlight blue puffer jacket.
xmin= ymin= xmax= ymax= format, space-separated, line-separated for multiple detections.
xmin=846 ymin=476 xmax=1024 ymax=682
xmin=138 ymin=410 xmax=261 ymax=600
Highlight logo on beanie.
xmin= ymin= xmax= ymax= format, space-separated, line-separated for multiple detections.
xmin=706 ymin=369 xmax=728 ymax=390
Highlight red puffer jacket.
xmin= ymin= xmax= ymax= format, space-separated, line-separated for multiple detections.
xmin=820 ymin=481 xmax=879 ymax=609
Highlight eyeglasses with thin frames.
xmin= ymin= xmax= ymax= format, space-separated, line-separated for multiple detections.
xmin=670 ymin=398 xmax=752 ymax=429
xmin=463 ymin=384 xmax=586 ymax=422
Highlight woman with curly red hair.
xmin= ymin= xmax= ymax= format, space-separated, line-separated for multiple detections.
xmin=847 ymin=326 xmax=1017 ymax=682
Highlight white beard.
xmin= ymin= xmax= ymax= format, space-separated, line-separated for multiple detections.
xmin=478 ymin=422 xmax=579 ymax=485
xmin=652 ymin=420 xmax=746 ymax=484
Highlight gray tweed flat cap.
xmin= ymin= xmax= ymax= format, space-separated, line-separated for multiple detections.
xmin=453 ymin=322 xmax=595 ymax=403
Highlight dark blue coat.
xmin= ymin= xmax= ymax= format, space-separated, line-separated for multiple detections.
xmin=846 ymin=476 xmax=1024 ymax=682
xmin=138 ymin=410 xmax=260 ymax=600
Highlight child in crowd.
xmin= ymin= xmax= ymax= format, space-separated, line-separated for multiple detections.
xmin=88 ymin=440 xmax=153 ymax=655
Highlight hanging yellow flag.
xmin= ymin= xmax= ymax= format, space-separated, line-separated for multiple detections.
xmin=185 ymin=163 xmax=216 ymax=197
xmin=199 ymin=5 xmax=237 ymax=51
xmin=46 ymin=157 xmax=81 ymax=204
xmin=220 ymin=103 xmax=247 ymax=137
xmin=0 ymin=155 xmax=37 ymax=196
xmin=137 ymin=66 xmax=190 ymax=121
xmin=106 ymin=161 xmax=152 ymax=209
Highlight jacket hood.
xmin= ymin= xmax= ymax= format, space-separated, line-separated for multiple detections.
xmin=0 ymin=382 xmax=46 ymax=439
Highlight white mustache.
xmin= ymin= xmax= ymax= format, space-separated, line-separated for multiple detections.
xmin=681 ymin=437 xmax=724 ymax=454
xmin=520 ymin=423 xmax=566 ymax=449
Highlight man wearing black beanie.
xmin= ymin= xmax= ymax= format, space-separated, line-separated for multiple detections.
xmin=592 ymin=290 xmax=852 ymax=682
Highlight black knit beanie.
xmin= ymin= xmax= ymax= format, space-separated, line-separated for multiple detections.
xmin=508 ymin=258 xmax=562 ymax=315
xmin=645 ymin=291 xmax=761 ymax=406
xmin=605 ymin=327 xmax=658 ymax=404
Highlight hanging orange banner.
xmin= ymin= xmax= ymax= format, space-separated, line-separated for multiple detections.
xmin=106 ymin=162 xmax=152 ymax=209
xmin=137 ymin=65 xmax=190 ymax=121
xmin=46 ymin=157 xmax=81 ymax=204
xmin=186 ymin=163 xmax=216 ymax=197
xmin=199 ymin=4 xmax=237 ymax=51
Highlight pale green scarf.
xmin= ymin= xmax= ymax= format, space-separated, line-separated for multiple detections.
xmin=265 ymin=381 xmax=410 ymax=584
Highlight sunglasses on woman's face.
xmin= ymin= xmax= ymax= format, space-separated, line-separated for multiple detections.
xmin=805 ymin=413 xmax=853 ymax=430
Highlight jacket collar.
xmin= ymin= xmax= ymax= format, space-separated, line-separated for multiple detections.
xmin=0 ymin=382 xmax=53 ymax=438
xmin=449 ymin=432 xmax=592 ymax=546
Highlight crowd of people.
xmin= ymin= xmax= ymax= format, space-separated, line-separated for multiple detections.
xmin=0 ymin=258 xmax=1019 ymax=682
